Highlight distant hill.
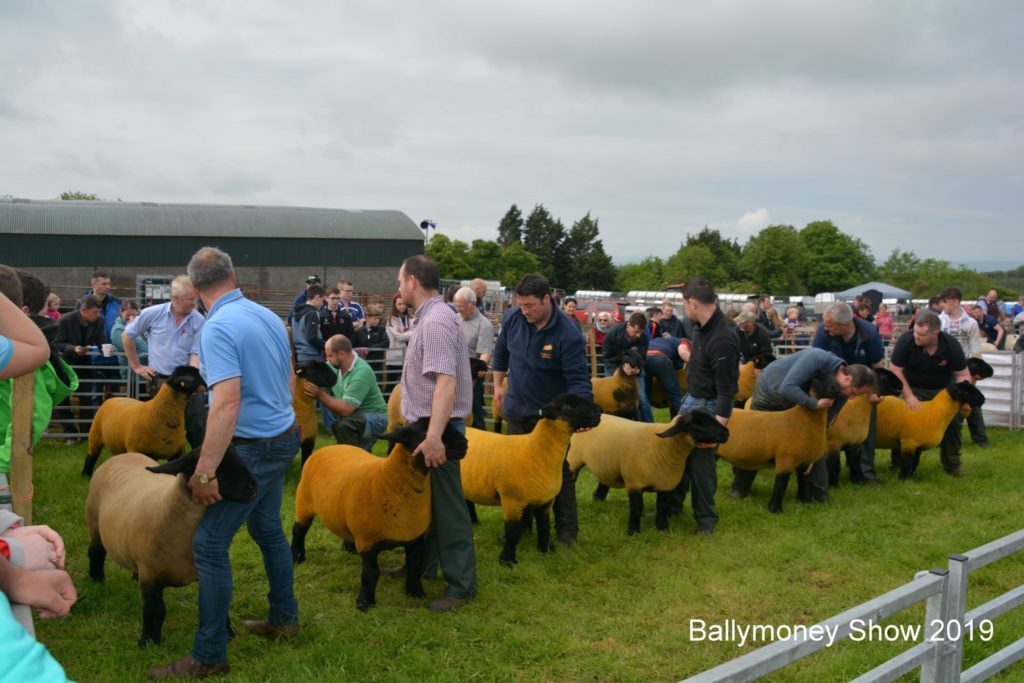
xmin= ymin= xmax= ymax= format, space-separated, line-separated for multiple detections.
xmin=957 ymin=260 xmax=1024 ymax=272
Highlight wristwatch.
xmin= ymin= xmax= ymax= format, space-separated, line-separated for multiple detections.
xmin=198 ymin=473 xmax=217 ymax=485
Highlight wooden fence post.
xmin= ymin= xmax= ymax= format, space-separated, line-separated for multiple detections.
xmin=10 ymin=372 xmax=35 ymax=524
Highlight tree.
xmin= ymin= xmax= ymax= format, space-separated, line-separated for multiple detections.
xmin=562 ymin=213 xmax=616 ymax=291
xmin=684 ymin=226 xmax=743 ymax=284
xmin=664 ymin=243 xmax=728 ymax=285
xmin=738 ymin=224 xmax=806 ymax=293
xmin=425 ymin=234 xmax=473 ymax=279
xmin=522 ymin=204 xmax=568 ymax=286
xmin=59 ymin=191 xmax=98 ymax=200
xmin=496 ymin=204 xmax=524 ymax=248
xmin=615 ymin=257 xmax=667 ymax=291
xmin=799 ymin=220 xmax=875 ymax=294
xmin=467 ymin=239 xmax=502 ymax=280
xmin=877 ymin=249 xmax=923 ymax=291
xmin=877 ymin=249 xmax=999 ymax=298
xmin=495 ymin=243 xmax=541 ymax=287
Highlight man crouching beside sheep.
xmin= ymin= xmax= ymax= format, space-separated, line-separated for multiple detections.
xmin=148 ymin=246 xmax=301 ymax=680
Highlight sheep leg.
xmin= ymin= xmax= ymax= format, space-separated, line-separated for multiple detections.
xmin=655 ymin=491 xmax=672 ymax=531
xmin=769 ymin=473 xmax=791 ymax=514
xmin=898 ymin=446 xmax=920 ymax=481
xmin=291 ymin=520 xmax=312 ymax=564
xmin=499 ymin=518 xmax=525 ymax=567
xmin=592 ymin=483 xmax=610 ymax=502
xmin=88 ymin=541 xmax=106 ymax=581
xmin=81 ymin=451 xmax=101 ymax=478
xmin=825 ymin=452 xmax=840 ymax=488
xmin=403 ymin=536 xmax=427 ymax=599
xmin=627 ymin=491 xmax=645 ymax=535
xmin=465 ymin=500 xmax=479 ymax=524
xmin=299 ymin=438 xmax=316 ymax=469
xmin=535 ymin=505 xmax=553 ymax=553
xmin=357 ymin=549 xmax=381 ymax=611
xmin=139 ymin=580 xmax=166 ymax=647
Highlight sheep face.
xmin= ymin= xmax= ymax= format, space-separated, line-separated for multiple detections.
xmin=146 ymin=446 xmax=258 ymax=503
xmin=967 ymin=358 xmax=994 ymax=382
xmin=296 ymin=360 xmax=338 ymax=388
xmin=949 ymin=381 xmax=985 ymax=409
xmin=811 ymin=375 xmax=844 ymax=400
xmin=539 ymin=393 xmax=602 ymax=431
xmin=166 ymin=366 xmax=207 ymax=396
xmin=874 ymin=368 xmax=904 ymax=396
xmin=380 ymin=418 xmax=469 ymax=461
xmin=620 ymin=347 xmax=643 ymax=371
xmin=656 ymin=409 xmax=729 ymax=444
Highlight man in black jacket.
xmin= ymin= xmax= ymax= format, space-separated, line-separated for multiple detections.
xmin=669 ymin=279 xmax=739 ymax=535
xmin=54 ymin=295 xmax=107 ymax=440
xmin=602 ymin=311 xmax=651 ymax=422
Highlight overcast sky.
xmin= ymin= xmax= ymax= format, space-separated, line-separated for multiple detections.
xmin=2 ymin=1 xmax=1021 ymax=266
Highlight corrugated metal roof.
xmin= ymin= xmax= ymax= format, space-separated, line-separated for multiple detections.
xmin=0 ymin=199 xmax=424 ymax=240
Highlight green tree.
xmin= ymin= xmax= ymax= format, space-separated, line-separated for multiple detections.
xmin=425 ymin=234 xmax=473 ymax=279
xmin=59 ymin=191 xmax=98 ymax=200
xmin=877 ymin=249 xmax=923 ymax=291
xmin=495 ymin=242 xmax=541 ymax=287
xmin=522 ymin=204 xmax=568 ymax=286
xmin=685 ymin=226 xmax=743 ymax=284
xmin=467 ymin=239 xmax=502 ymax=280
xmin=562 ymin=213 xmax=616 ymax=291
xmin=876 ymin=249 xmax=998 ymax=298
xmin=664 ymin=243 xmax=728 ymax=285
xmin=615 ymin=257 xmax=667 ymax=291
xmin=496 ymin=204 xmax=524 ymax=248
xmin=738 ymin=224 xmax=806 ymax=293
xmin=799 ymin=220 xmax=875 ymax=294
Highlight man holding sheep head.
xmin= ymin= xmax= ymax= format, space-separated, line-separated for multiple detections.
xmin=149 ymin=247 xmax=300 ymax=680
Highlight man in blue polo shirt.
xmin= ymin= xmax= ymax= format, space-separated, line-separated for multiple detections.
xmin=149 ymin=247 xmax=299 ymax=680
xmin=813 ymin=301 xmax=885 ymax=486
xmin=491 ymin=274 xmax=592 ymax=546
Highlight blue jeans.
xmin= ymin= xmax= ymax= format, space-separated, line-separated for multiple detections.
xmin=644 ymin=354 xmax=683 ymax=416
xmin=191 ymin=430 xmax=300 ymax=665
xmin=362 ymin=411 xmax=389 ymax=452
xmin=670 ymin=396 xmax=719 ymax=524
xmin=603 ymin=365 xmax=654 ymax=423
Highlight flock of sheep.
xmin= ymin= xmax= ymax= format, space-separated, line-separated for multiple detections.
xmin=77 ymin=351 xmax=989 ymax=645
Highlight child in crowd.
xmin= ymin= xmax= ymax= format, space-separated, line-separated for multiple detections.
xmin=874 ymin=304 xmax=894 ymax=340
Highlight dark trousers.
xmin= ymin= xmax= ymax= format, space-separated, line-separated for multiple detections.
xmin=966 ymin=405 xmax=988 ymax=445
xmin=644 ymin=354 xmax=683 ymax=417
xmin=506 ymin=414 xmax=578 ymax=540
xmin=471 ymin=378 xmax=486 ymax=431
xmin=827 ymin=403 xmax=878 ymax=485
xmin=667 ymin=395 xmax=720 ymax=524
xmin=892 ymin=385 xmax=964 ymax=473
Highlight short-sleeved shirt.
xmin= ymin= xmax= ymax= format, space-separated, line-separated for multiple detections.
xmin=199 ymin=289 xmax=295 ymax=438
xmin=341 ymin=300 xmax=365 ymax=322
xmin=0 ymin=335 xmax=12 ymax=373
xmin=331 ymin=355 xmax=387 ymax=415
xmin=461 ymin=309 xmax=494 ymax=359
xmin=889 ymin=329 xmax=967 ymax=390
xmin=812 ymin=317 xmax=884 ymax=366
xmin=124 ymin=302 xmax=205 ymax=375
xmin=400 ymin=295 xmax=473 ymax=421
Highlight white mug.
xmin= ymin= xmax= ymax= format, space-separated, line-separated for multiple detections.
xmin=101 ymin=343 xmax=115 ymax=357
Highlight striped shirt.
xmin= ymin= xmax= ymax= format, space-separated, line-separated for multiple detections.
xmin=400 ymin=295 xmax=472 ymax=421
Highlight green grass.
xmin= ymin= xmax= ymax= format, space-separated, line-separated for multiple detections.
xmin=29 ymin=420 xmax=1024 ymax=682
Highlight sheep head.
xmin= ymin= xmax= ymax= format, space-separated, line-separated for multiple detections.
xmin=967 ymin=358 xmax=994 ymax=383
xmin=656 ymin=409 xmax=729 ymax=444
xmin=166 ymin=366 xmax=207 ymax=396
xmin=146 ymin=446 xmax=258 ymax=503
xmin=874 ymin=368 xmax=904 ymax=397
xmin=948 ymin=381 xmax=985 ymax=410
xmin=380 ymin=418 xmax=469 ymax=466
xmin=618 ymin=347 xmax=643 ymax=373
xmin=752 ymin=352 xmax=776 ymax=370
xmin=295 ymin=360 xmax=338 ymax=388
xmin=539 ymin=393 xmax=603 ymax=431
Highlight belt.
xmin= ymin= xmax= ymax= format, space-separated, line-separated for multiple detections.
xmin=231 ymin=426 xmax=297 ymax=446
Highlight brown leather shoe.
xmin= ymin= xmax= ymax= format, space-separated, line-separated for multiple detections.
xmin=428 ymin=595 xmax=469 ymax=613
xmin=147 ymin=655 xmax=228 ymax=679
xmin=242 ymin=619 xmax=299 ymax=640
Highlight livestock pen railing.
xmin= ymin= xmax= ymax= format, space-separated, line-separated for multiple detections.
xmin=681 ymin=528 xmax=1024 ymax=682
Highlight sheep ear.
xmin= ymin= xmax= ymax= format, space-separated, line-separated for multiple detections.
xmin=146 ymin=453 xmax=197 ymax=477
xmin=967 ymin=358 xmax=994 ymax=380
xmin=656 ymin=414 xmax=693 ymax=438
xmin=441 ymin=423 xmax=468 ymax=459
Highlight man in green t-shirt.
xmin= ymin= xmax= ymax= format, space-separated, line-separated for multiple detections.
xmin=303 ymin=334 xmax=388 ymax=452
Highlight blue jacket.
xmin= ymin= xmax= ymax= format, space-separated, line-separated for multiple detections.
xmin=812 ymin=317 xmax=884 ymax=366
xmin=491 ymin=307 xmax=592 ymax=421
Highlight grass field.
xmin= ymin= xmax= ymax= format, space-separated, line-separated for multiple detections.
xmin=27 ymin=419 xmax=1024 ymax=682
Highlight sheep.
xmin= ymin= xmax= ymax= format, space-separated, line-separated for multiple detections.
xmin=824 ymin=368 xmax=903 ymax=484
xmin=592 ymin=347 xmax=644 ymax=417
xmin=290 ymin=419 xmax=467 ymax=611
xmin=83 ymin=365 xmax=206 ymax=477
xmin=733 ymin=353 xmax=776 ymax=406
xmin=648 ymin=367 xmax=687 ymax=409
xmin=567 ymin=410 xmax=729 ymax=534
xmin=85 ymin=447 xmax=257 ymax=646
xmin=875 ymin=380 xmax=985 ymax=480
xmin=967 ymin=357 xmax=994 ymax=383
xmin=460 ymin=393 xmax=602 ymax=565
xmin=292 ymin=359 xmax=340 ymax=466
xmin=716 ymin=401 xmax=835 ymax=514
xmin=385 ymin=357 xmax=489 ymax=434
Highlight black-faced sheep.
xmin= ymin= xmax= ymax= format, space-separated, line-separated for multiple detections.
xmin=592 ymin=347 xmax=643 ymax=417
xmin=567 ymin=410 xmax=729 ymax=534
xmin=292 ymin=359 xmax=339 ymax=466
xmin=876 ymin=380 xmax=985 ymax=480
xmin=290 ymin=419 xmax=467 ymax=610
xmin=460 ymin=393 xmax=602 ymax=565
xmin=385 ymin=357 xmax=489 ymax=435
xmin=83 ymin=365 xmax=206 ymax=477
xmin=85 ymin=447 xmax=256 ymax=646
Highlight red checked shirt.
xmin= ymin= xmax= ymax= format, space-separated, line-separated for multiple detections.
xmin=400 ymin=295 xmax=473 ymax=421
